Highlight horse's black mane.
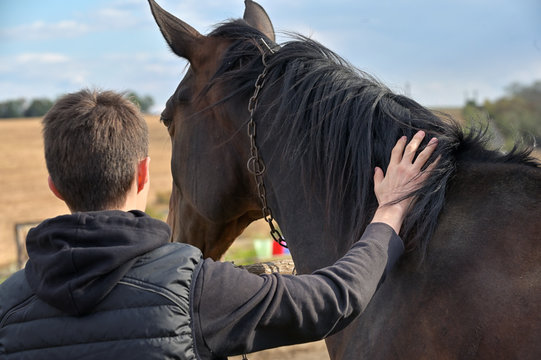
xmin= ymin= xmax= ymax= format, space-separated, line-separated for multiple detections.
xmin=206 ymin=20 xmax=539 ymax=261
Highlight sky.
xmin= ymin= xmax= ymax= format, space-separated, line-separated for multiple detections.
xmin=1 ymin=0 xmax=540 ymax=112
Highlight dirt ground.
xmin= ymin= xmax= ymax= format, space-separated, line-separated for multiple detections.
xmin=230 ymin=341 xmax=329 ymax=360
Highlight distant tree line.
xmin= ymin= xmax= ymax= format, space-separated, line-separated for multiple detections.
xmin=0 ymin=91 xmax=155 ymax=119
xmin=0 ymin=98 xmax=53 ymax=118
xmin=463 ymin=80 xmax=541 ymax=149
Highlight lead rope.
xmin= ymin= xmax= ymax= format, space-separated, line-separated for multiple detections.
xmin=246 ymin=38 xmax=287 ymax=248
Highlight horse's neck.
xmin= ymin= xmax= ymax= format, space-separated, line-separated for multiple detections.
xmin=264 ymin=157 xmax=356 ymax=274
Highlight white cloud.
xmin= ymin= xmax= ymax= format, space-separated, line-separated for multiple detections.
xmin=1 ymin=0 xmax=150 ymax=42
xmin=89 ymin=6 xmax=142 ymax=29
xmin=16 ymin=53 xmax=70 ymax=64
xmin=0 ymin=52 xmax=89 ymax=100
xmin=1 ymin=20 xmax=89 ymax=40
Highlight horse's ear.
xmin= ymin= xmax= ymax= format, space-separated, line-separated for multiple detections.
xmin=148 ymin=0 xmax=203 ymax=61
xmin=243 ymin=0 xmax=276 ymax=42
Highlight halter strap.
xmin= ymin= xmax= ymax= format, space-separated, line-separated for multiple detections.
xmin=256 ymin=37 xmax=281 ymax=55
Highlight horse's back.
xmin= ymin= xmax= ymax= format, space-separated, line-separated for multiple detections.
xmin=327 ymin=161 xmax=541 ymax=360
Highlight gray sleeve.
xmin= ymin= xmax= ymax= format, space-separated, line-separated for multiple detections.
xmin=190 ymin=223 xmax=404 ymax=359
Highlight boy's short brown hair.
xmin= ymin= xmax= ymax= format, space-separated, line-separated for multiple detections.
xmin=42 ymin=89 xmax=148 ymax=212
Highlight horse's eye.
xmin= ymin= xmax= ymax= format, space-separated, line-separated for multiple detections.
xmin=160 ymin=113 xmax=172 ymax=128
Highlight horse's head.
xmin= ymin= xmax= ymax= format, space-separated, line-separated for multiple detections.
xmin=148 ymin=0 xmax=275 ymax=258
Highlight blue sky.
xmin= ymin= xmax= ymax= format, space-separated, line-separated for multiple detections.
xmin=1 ymin=0 xmax=540 ymax=111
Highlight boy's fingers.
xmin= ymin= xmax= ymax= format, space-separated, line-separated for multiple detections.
xmin=424 ymin=154 xmax=441 ymax=173
xmin=374 ymin=166 xmax=384 ymax=185
xmin=390 ymin=136 xmax=407 ymax=165
xmin=415 ymin=155 xmax=441 ymax=185
xmin=413 ymin=137 xmax=438 ymax=170
xmin=402 ymin=130 xmax=426 ymax=163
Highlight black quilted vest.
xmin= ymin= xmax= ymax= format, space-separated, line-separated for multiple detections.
xmin=0 ymin=243 xmax=203 ymax=360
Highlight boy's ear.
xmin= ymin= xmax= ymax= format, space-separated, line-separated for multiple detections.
xmin=137 ymin=157 xmax=151 ymax=193
xmin=48 ymin=175 xmax=65 ymax=200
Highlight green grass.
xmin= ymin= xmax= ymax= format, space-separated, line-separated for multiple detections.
xmin=223 ymin=246 xmax=259 ymax=265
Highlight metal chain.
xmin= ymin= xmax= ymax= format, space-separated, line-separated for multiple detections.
xmin=246 ymin=38 xmax=287 ymax=248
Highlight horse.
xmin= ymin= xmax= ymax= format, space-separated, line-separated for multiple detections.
xmin=148 ymin=0 xmax=541 ymax=358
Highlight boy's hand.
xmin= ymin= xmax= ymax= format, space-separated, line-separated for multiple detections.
xmin=371 ymin=130 xmax=438 ymax=234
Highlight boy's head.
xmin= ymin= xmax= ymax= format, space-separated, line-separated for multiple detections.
xmin=42 ymin=89 xmax=149 ymax=212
